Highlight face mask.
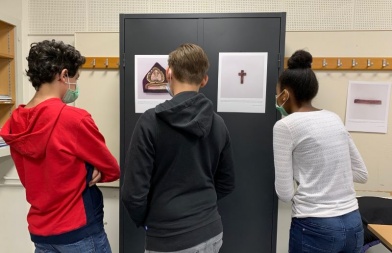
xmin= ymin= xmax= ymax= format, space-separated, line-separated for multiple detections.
xmin=62 ymin=76 xmax=79 ymax=104
xmin=166 ymin=71 xmax=174 ymax=97
xmin=275 ymin=90 xmax=289 ymax=117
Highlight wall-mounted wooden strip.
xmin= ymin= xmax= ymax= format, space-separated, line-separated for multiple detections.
xmin=284 ymin=57 xmax=392 ymax=70
xmin=82 ymin=56 xmax=392 ymax=70
xmin=81 ymin=57 xmax=119 ymax=69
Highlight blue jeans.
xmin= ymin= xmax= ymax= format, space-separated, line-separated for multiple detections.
xmin=34 ymin=230 xmax=111 ymax=253
xmin=145 ymin=233 xmax=223 ymax=253
xmin=289 ymin=210 xmax=364 ymax=253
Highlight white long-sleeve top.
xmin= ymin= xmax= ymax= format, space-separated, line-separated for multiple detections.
xmin=273 ymin=110 xmax=368 ymax=218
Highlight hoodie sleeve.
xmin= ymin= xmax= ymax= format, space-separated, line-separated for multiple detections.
xmin=75 ymin=115 xmax=120 ymax=182
xmin=214 ymin=128 xmax=235 ymax=200
xmin=121 ymin=112 xmax=155 ymax=227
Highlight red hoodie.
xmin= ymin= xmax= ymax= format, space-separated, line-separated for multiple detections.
xmin=0 ymin=98 xmax=120 ymax=243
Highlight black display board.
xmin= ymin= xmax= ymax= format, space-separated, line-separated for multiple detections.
xmin=120 ymin=13 xmax=286 ymax=253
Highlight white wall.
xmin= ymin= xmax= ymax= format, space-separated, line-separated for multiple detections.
xmin=0 ymin=0 xmax=22 ymax=21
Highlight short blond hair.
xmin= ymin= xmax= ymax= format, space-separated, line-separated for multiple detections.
xmin=168 ymin=43 xmax=209 ymax=85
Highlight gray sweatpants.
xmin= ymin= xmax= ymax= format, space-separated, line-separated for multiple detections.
xmin=145 ymin=232 xmax=223 ymax=253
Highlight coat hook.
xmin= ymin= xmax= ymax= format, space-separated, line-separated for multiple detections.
xmin=104 ymin=58 xmax=109 ymax=68
xmin=382 ymin=59 xmax=389 ymax=68
xmin=367 ymin=59 xmax=373 ymax=67
xmin=92 ymin=58 xmax=96 ymax=67
xmin=322 ymin=59 xmax=328 ymax=67
xmin=337 ymin=59 xmax=342 ymax=67
xmin=351 ymin=59 xmax=358 ymax=67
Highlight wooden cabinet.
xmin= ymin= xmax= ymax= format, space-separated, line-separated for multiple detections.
xmin=0 ymin=19 xmax=16 ymax=127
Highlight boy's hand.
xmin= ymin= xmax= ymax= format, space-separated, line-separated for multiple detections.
xmin=89 ymin=168 xmax=102 ymax=187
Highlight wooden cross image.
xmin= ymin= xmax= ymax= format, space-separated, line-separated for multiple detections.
xmin=238 ymin=70 xmax=246 ymax=84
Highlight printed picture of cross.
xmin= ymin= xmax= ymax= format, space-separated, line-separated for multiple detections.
xmin=238 ymin=70 xmax=246 ymax=84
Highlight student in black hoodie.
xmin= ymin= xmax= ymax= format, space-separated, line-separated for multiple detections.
xmin=121 ymin=43 xmax=235 ymax=253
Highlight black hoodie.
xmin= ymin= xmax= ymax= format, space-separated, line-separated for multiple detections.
xmin=121 ymin=91 xmax=235 ymax=251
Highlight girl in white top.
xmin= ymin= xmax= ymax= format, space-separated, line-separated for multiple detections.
xmin=273 ymin=50 xmax=368 ymax=253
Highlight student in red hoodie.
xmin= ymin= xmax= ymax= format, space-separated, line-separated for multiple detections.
xmin=0 ymin=40 xmax=120 ymax=253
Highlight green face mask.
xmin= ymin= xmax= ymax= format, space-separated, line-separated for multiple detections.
xmin=275 ymin=90 xmax=289 ymax=117
xmin=62 ymin=77 xmax=79 ymax=104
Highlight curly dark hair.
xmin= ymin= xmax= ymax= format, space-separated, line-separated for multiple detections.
xmin=26 ymin=40 xmax=85 ymax=90
xmin=278 ymin=50 xmax=319 ymax=103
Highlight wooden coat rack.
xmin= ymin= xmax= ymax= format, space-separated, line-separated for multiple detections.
xmin=81 ymin=56 xmax=392 ymax=70
xmin=284 ymin=57 xmax=392 ymax=70
xmin=81 ymin=57 xmax=120 ymax=69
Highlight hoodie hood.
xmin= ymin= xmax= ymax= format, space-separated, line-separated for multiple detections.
xmin=0 ymin=98 xmax=65 ymax=159
xmin=155 ymin=92 xmax=214 ymax=138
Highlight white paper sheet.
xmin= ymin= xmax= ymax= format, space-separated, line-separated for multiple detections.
xmin=135 ymin=55 xmax=171 ymax=113
xmin=217 ymin=52 xmax=268 ymax=113
xmin=345 ymin=81 xmax=391 ymax=133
